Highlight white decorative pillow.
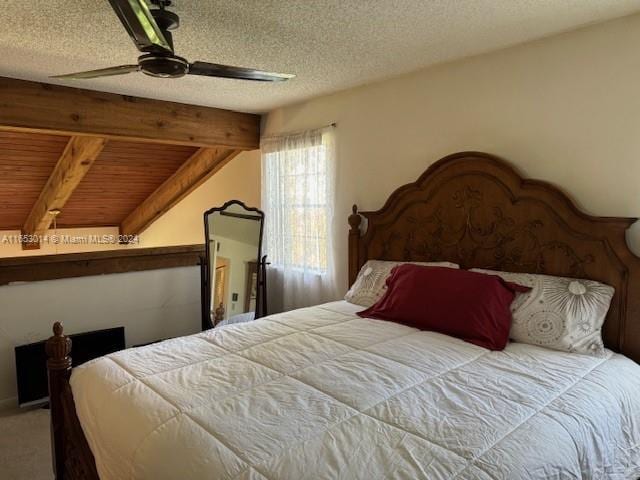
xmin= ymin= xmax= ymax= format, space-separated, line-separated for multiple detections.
xmin=471 ymin=269 xmax=614 ymax=356
xmin=345 ymin=260 xmax=459 ymax=307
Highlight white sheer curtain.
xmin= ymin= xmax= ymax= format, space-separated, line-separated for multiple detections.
xmin=261 ymin=126 xmax=338 ymax=312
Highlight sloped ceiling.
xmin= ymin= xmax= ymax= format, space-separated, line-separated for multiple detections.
xmin=57 ymin=142 xmax=199 ymax=227
xmin=0 ymin=131 xmax=197 ymax=230
xmin=0 ymin=1 xmax=639 ymax=113
xmin=0 ymin=76 xmax=260 ymax=249
xmin=0 ymin=132 xmax=69 ymax=229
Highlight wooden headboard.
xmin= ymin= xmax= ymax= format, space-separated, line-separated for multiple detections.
xmin=348 ymin=152 xmax=640 ymax=363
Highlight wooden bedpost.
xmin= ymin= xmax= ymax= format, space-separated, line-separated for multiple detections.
xmin=46 ymin=322 xmax=72 ymax=479
xmin=348 ymin=205 xmax=362 ymax=287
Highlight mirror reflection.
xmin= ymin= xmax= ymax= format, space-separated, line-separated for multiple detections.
xmin=205 ymin=201 xmax=264 ymax=327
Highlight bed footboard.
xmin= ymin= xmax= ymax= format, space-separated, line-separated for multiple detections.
xmin=46 ymin=322 xmax=100 ymax=480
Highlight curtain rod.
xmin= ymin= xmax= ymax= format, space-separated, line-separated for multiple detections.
xmin=261 ymin=122 xmax=336 ymax=141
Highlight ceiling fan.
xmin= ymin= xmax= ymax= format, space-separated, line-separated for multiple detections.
xmin=52 ymin=0 xmax=295 ymax=82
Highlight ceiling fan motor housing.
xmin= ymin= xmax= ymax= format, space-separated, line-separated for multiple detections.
xmin=139 ymin=54 xmax=188 ymax=78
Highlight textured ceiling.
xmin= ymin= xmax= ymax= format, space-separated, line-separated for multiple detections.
xmin=1 ymin=1 xmax=639 ymax=113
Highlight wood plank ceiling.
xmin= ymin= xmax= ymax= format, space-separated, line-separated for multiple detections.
xmin=0 ymin=131 xmax=70 ymax=230
xmin=0 ymin=77 xmax=261 ymax=250
xmin=0 ymin=132 xmax=202 ymax=229
xmin=58 ymin=141 xmax=199 ymax=227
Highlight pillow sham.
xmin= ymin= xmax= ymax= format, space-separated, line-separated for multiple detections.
xmin=471 ymin=268 xmax=614 ymax=356
xmin=358 ymin=264 xmax=529 ymax=350
xmin=344 ymin=259 xmax=459 ymax=307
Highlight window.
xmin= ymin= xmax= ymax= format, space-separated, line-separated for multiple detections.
xmin=261 ymin=128 xmax=334 ymax=274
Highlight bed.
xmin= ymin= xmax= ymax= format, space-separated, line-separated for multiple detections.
xmin=46 ymin=152 xmax=640 ymax=479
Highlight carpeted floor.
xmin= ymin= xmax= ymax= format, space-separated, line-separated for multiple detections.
xmin=0 ymin=407 xmax=51 ymax=480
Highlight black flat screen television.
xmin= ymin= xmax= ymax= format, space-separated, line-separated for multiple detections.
xmin=14 ymin=326 xmax=125 ymax=407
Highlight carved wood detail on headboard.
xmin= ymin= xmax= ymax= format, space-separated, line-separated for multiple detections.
xmin=348 ymin=152 xmax=640 ymax=363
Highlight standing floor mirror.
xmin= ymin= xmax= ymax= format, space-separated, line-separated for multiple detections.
xmin=203 ymin=200 xmax=266 ymax=329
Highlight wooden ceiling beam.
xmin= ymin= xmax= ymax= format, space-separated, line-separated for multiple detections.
xmin=0 ymin=77 xmax=260 ymax=150
xmin=21 ymin=136 xmax=107 ymax=249
xmin=120 ymin=147 xmax=242 ymax=237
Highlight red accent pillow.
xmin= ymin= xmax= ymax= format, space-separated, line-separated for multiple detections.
xmin=357 ymin=264 xmax=530 ymax=350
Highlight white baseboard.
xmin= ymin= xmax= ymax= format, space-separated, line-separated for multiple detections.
xmin=0 ymin=396 xmax=18 ymax=411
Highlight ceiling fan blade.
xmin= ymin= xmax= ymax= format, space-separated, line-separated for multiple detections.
xmin=107 ymin=0 xmax=172 ymax=53
xmin=51 ymin=65 xmax=140 ymax=80
xmin=188 ymin=62 xmax=295 ymax=82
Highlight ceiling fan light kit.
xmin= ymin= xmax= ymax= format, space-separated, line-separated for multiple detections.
xmin=52 ymin=0 xmax=294 ymax=82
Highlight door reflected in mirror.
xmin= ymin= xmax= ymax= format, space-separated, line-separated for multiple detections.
xmin=204 ymin=201 xmax=265 ymax=328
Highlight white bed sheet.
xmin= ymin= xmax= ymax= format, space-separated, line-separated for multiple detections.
xmin=70 ymin=301 xmax=640 ymax=479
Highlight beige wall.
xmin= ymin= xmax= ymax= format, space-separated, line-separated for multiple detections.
xmin=0 ymin=150 xmax=261 ymax=257
xmin=263 ymin=13 xmax=640 ymax=295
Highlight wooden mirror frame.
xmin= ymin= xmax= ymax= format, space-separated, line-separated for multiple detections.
xmin=202 ymin=199 xmax=266 ymax=329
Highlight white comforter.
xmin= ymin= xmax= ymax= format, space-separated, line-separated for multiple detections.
xmin=71 ymin=301 xmax=640 ymax=480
